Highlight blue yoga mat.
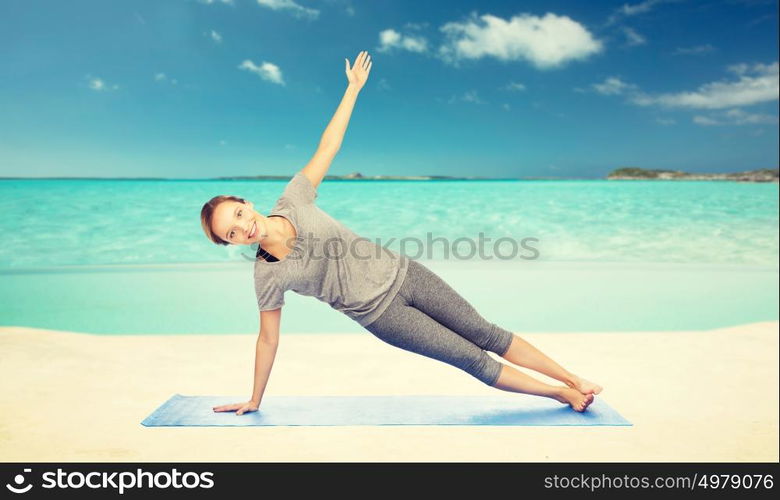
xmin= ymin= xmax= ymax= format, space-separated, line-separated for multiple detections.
xmin=141 ymin=394 xmax=632 ymax=427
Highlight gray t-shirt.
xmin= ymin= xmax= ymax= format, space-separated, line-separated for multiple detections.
xmin=253 ymin=172 xmax=409 ymax=327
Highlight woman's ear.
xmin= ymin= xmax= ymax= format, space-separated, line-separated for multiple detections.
xmin=247 ymin=201 xmax=254 ymax=210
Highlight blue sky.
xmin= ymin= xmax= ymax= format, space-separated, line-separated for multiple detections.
xmin=1 ymin=0 xmax=777 ymax=179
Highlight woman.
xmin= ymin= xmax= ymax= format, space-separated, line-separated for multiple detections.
xmin=202 ymin=51 xmax=602 ymax=416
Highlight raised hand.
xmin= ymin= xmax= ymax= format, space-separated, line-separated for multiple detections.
xmin=212 ymin=400 xmax=259 ymax=416
xmin=345 ymin=50 xmax=372 ymax=90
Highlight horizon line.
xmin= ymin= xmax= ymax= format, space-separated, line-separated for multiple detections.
xmin=1 ymin=167 xmax=777 ymax=182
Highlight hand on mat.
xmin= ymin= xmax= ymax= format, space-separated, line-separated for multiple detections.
xmin=345 ymin=50 xmax=372 ymax=90
xmin=212 ymin=401 xmax=259 ymax=416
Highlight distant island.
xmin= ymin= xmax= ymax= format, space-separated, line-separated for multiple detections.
xmin=607 ymin=167 xmax=779 ymax=183
xmin=2 ymin=169 xmax=778 ymax=182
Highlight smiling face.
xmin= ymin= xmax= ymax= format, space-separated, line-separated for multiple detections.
xmin=209 ymin=199 xmax=266 ymax=246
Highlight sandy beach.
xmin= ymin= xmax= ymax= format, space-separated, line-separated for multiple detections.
xmin=1 ymin=321 xmax=777 ymax=462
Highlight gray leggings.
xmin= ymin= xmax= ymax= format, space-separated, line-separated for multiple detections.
xmin=364 ymin=259 xmax=514 ymax=386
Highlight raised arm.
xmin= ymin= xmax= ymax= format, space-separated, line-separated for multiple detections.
xmin=301 ymin=50 xmax=373 ymax=190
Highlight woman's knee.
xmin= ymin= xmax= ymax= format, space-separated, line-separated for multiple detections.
xmin=489 ymin=324 xmax=514 ymax=356
xmin=468 ymin=322 xmax=514 ymax=355
xmin=465 ymin=351 xmax=505 ymax=387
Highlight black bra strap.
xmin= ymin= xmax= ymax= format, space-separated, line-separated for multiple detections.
xmin=256 ymin=246 xmax=280 ymax=262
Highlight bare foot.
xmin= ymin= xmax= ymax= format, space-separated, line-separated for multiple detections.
xmin=554 ymin=387 xmax=595 ymax=412
xmin=568 ymin=374 xmax=603 ymax=395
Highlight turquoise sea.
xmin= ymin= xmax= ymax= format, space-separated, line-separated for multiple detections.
xmin=1 ymin=179 xmax=777 ymax=334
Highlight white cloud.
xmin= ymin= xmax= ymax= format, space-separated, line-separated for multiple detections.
xmin=502 ymin=103 xmax=511 ymax=111
xmin=154 ymin=73 xmax=178 ymax=85
xmin=447 ymin=90 xmax=485 ymax=104
xmin=256 ymin=0 xmax=319 ymax=20
xmin=727 ymin=62 xmax=753 ymax=75
xmin=746 ymin=13 xmax=774 ymax=27
xmin=88 ymin=77 xmax=119 ymax=91
xmin=200 ymin=0 xmax=234 ymax=5
xmin=605 ymin=0 xmax=682 ymax=26
xmin=620 ymin=0 xmax=663 ymax=16
xmin=694 ymin=108 xmax=779 ymax=126
xmin=724 ymin=108 xmax=778 ymax=124
xmin=404 ymin=21 xmax=430 ymax=31
xmin=238 ymin=59 xmax=285 ymax=85
xmin=656 ymin=117 xmax=676 ymax=125
xmin=693 ymin=115 xmax=721 ymax=126
xmin=622 ymin=26 xmax=646 ymax=46
xmin=588 ymin=62 xmax=779 ymax=119
xmin=592 ymin=77 xmax=638 ymax=95
xmin=210 ymin=30 xmax=222 ymax=43
xmin=438 ymin=12 xmax=603 ymax=70
xmin=461 ymin=90 xmax=483 ymax=103
xmin=377 ymin=77 xmax=391 ymax=91
xmin=673 ymin=44 xmax=715 ymax=56
xmin=631 ymin=61 xmax=778 ymax=109
xmin=377 ymin=28 xmax=428 ymax=53
xmin=504 ymin=81 xmax=526 ymax=91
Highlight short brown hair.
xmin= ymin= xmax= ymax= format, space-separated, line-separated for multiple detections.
xmin=200 ymin=195 xmax=247 ymax=246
